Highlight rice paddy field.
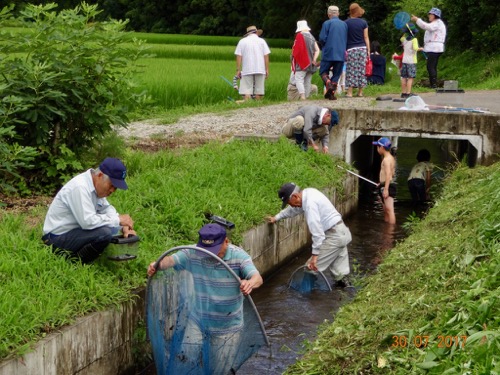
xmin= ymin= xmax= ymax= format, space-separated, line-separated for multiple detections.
xmin=130 ymin=33 xmax=327 ymax=116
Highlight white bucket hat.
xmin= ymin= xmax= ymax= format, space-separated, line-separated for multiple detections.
xmin=295 ymin=20 xmax=311 ymax=33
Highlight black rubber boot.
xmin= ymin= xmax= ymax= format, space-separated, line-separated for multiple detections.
xmin=74 ymin=240 xmax=109 ymax=264
xmin=293 ymin=132 xmax=308 ymax=151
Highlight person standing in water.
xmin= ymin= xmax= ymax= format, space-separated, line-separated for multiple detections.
xmin=373 ymin=137 xmax=396 ymax=224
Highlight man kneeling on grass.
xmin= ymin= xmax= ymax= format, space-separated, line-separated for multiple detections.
xmin=42 ymin=158 xmax=136 ymax=264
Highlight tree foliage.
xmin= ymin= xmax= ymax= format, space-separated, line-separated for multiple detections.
xmin=0 ymin=2 xmax=147 ymax=193
xmin=3 ymin=0 xmax=498 ymax=53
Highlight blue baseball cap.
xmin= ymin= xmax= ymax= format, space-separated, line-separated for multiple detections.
xmin=197 ymin=224 xmax=226 ymax=255
xmin=99 ymin=158 xmax=128 ymax=190
xmin=372 ymin=137 xmax=392 ymax=150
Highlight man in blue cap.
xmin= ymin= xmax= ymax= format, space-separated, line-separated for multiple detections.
xmin=373 ymin=137 xmax=396 ymax=224
xmin=42 ymin=157 xmax=136 ymax=264
xmin=147 ymin=223 xmax=263 ymax=374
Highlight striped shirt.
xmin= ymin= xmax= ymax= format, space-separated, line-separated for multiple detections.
xmin=172 ymin=244 xmax=258 ymax=333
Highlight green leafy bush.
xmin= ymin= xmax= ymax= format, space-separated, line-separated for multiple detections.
xmin=0 ymin=2 xmax=147 ymax=192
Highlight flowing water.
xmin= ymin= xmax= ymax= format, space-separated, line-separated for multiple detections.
xmin=237 ymin=200 xmax=416 ymax=374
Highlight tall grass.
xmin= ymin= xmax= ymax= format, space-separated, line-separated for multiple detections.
xmin=141 ymin=43 xmax=291 ymax=62
xmin=286 ymin=162 xmax=500 ymax=374
xmin=136 ymin=57 xmax=296 ymax=110
xmin=0 ymin=138 xmax=347 ymax=359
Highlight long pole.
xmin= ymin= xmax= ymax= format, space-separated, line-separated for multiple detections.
xmin=337 ymin=165 xmax=378 ymax=186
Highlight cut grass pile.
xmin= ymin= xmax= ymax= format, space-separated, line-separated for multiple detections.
xmin=285 ymin=162 xmax=500 ymax=374
xmin=0 ymin=138 xmax=346 ymax=360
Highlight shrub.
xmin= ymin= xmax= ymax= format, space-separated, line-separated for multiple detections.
xmin=0 ymin=2 xmax=147 ymax=193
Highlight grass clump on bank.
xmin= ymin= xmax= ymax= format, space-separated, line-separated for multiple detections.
xmin=286 ymin=162 xmax=500 ymax=374
xmin=0 ymin=138 xmax=346 ymax=360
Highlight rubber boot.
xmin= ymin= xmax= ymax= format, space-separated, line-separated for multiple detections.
xmin=321 ymin=74 xmax=334 ymax=99
xmin=293 ymin=131 xmax=308 ymax=151
xmin=74 ymin=240 xmax=109 ymax=264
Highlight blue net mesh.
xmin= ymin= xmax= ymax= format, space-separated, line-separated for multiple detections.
xmin=393 ymin=11 xmax=410 ymax=30
xmin=288 ymin=266 xmax=333 ymax=293
xmin=146 ymin=246 xmax=269 ymax=375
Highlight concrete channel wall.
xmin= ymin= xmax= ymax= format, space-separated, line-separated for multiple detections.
xmin=0 ymin=175 xmax=358 ymax=375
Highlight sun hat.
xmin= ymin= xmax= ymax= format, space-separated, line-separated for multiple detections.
xmin=295 ymin=20 xmax=311 ymax=33
xmin=372 ymin=137 xmax=392 ymax=150
xmin=349 ymin=3 xmax=365 ymax=18
xmin=278 ymin=183 xmax=300 ymax=209
xmin=196 ymin=224 xmax=227 ymax=255
xmin=99 ymin=158 xmax=128 ymax=190
xmin=428 ymin=7 xmax=442 ymax=18
xmin=244 ymin=25 xmax=263 ymax=36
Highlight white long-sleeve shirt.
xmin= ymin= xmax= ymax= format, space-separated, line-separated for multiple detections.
xmin=43 ymin=169 xmax=120 ymax=235
xmin=416 ymin=18 xmax=446 ymax=53
xmin=274 ymin=188 xmax=342 ymax=255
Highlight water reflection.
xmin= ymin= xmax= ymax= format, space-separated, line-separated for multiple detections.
xmin=238 ymin=201 xmax=414 ymax=374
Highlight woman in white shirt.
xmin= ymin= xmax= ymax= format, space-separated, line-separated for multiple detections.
xmin=411 ymin=8 xmax=446 ymax=88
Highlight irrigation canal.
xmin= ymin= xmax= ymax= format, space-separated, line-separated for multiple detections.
xmin=237 ymin=200 xmax=416 ymax=374
xmin=138 ymin=198 xmax=417 ymax=375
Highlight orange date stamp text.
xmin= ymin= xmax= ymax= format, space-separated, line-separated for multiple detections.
xmin=391 ymin=335 xmax=468 ymax=348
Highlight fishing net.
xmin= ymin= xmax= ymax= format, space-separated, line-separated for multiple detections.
xmin=146 ymin=246 xmax=269 ymax=375
xmin=405 ymin=95 xmax=428 ymax=110
xmin=393 ymin=11 xmax=410 ymax=30
xmin=288 ymin=266 xmax=333 ymax=293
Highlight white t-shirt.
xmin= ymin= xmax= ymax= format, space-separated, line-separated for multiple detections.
xmin=235 ymin=33 xmax=271 ymax=76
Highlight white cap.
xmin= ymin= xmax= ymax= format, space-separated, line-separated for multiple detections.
xmin=328 ymin=5 xmax=339 ymax=14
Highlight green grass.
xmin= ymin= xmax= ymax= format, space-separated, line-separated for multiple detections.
xmin=0 ymin=138 xmax=347 ymax=359
xmin=130 ymin=38 xmax=500 ymax=118
xmin=285 ymin=162 xmax=500 ymax=374
xmin=134 ymin=57 xmax=301 ymax=114
xmin=126 ymin=32 xmax=292 ymax=49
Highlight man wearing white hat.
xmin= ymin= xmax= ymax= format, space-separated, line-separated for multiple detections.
xmin=235 ymin=25 xmax=271 ymax=101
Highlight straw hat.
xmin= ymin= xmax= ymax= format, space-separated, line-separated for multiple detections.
xmin=244 ymin=25 xmax=263 ymax=36
xmin=349 ymin=3 xmax=365 ymax=18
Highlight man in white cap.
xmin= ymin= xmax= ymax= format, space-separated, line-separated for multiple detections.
xmin=319 ymin=5 xmax=348 ymax=100
xmin=235 ymin=25 xmax=271 ymax=101
xmin=282 ymin=105 xmax=338 ymax=153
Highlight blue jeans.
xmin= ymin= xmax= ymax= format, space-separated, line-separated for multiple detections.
xmin=42 ymin=226 xmax=118 ymax=263
xmin=320 ymin=60 xmax=344 ymax=84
